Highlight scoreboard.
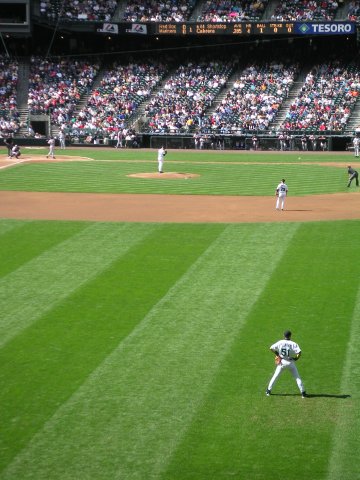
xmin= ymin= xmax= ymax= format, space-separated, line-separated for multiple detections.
xmin=154 ymin=21 xmax=355 ymax=36
xmin=155 ymin=22 xmax=295 ymax=35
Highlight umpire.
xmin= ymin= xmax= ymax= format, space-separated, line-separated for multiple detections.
xmin=347 ymin=165 xmax=359 ymax=187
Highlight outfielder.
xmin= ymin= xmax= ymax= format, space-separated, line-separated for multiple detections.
xmin=275 ymin=179 xmax=288 ymax=210
xmin=266 ymin=330 xmax=307 ymax=398
xmin=157 ymin=146 xmax=167 ymax=173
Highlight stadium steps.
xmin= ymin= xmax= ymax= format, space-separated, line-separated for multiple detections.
xmin=345 ymin=101 xmax=360 ymax=134
xmin=49 ymin=68 xmax=107 ymax=137
xmin=112 ymin=0 xmax=126 ymax=22
xmin=334 ymin=1 xmax=348 ymax=20
xmin=127 ymin=68 xmax=179 ymax=130
xmin=262 ymin=0 xmax=281 ymax=20
xmin=189 ymin=0 xmax=207 ymax=21
xmin=16 ymin=60 xmax=30 ymax=136
xmin=205 ymin=68 xmax=242 ymax=115
xmin=270 ymin=67 xmax=312 ymax=131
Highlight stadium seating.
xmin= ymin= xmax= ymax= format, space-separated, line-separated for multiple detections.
xmin=144 ymin=61 xmax=233 ymax=134
xmin=280 ymin=62 xmax=360 ymax=132
xmin=271 ymin=0 xmax=339 ymax=21
xmin=205 ymin=62 xmax=298 ymax=133
xmin=348 ymin=1 xmax=360 ymax=22
xmin=64 ymin=61 xmax=167 ymax=139
xmin=123 ymin=0 xmax=196 ymax=22
xmin=197 ymin=0 xmax=268 ymax=22
xmin=40 ymin=0 xmax=118 ymax=21
xmin=28 ymin=56 xmax=100 ymax=126
xmin=0 ymin=55 xmax=20 ymax=136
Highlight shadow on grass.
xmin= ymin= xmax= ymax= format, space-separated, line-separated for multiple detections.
xmin=271 ymin=393 xmax=351 ymax=399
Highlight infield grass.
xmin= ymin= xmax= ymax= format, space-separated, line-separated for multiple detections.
xmin=0 ymin=148 xmax=353 ymax=195
xmin=0 ymin=219 xmax=359 ymax=480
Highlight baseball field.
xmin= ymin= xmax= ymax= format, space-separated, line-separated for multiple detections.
xmin=0 ymin=147 xmax=359 ymax=479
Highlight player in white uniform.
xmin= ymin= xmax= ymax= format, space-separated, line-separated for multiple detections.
xmin=266 ymin=330 xmax=306 ymax=398
xmin=157 ymin=146 xmax=166 ymax=173
xmin=59 ymin=131 xmax=66 ymax=150
xmin=352 ymin=136 xmax=360 ymax=157
xmin=46 ymin=137 xmax=56 ymax=159
xmin=275 ymin=179 xmax=288 ymax=211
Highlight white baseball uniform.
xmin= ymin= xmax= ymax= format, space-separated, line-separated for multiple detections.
xmin=267 ymin=339 xmax=305 ymax=394
xmin=157 ymin=147 xmax=166 ymax=173
xmin=47 ymin=138 xmax=55 ymax=158
xmin=275 ymin=181 xmax=288 ymax=210
xmin=353 ymin=137 xmax=359 ymax=157
xmin=59 ymin=131 xmax=66 ymax=149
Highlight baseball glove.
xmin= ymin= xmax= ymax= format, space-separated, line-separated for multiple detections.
xmin=275 ymin=356 xmax=282 ymax=365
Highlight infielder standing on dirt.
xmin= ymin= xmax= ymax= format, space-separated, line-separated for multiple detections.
xmin=275 ymin=179 xmax=288 ymax=210
xmin=266 ymin=330 xmax=307 ymax=398
xmin=157 ymin=146 xmax=167 ymax=173
xmin=46 ymin=137 xmax=56 ymax=159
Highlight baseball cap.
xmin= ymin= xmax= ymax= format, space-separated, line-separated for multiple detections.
xmin=284 ymin=330 xmax=292 ymax=338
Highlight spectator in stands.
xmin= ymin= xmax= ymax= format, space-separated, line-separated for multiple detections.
xmin=0 ymin=55 xmax=20 ymax=136
xmin=198 ymin=0 xmax=267 ymax=22
xmin=271 ymin=0 xmax=338 ymax=21
xmin=66 ymin=60 xmax=166 ymax=140
xmin=123 ymin=0 xmax=196 ymax=22
xmin=207 ymin=62 xmax=298 ymax=134
xmin=28 ymin=56 xmax=100 ymax=129
xmin=145 ymin=60 xmax=232 ymax=134
xmin=40 ymin=0 xmax=117 ymax=22
xmin=280 ymin=62 xmax=360 ymax=133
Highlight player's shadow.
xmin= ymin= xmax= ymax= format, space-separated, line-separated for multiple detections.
xmin=272 ymin=393 xmax=350 ymax=399
xmin=285 ymin=209 xmax=313 ymax=212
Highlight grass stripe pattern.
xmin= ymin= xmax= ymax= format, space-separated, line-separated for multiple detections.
xmin=0 ymin=161 xmax=347 ymax=196
xmin=1 ymin=223 xmax=298 ymax=480
xmin=0 ymin=222 xmax=157 ymax=348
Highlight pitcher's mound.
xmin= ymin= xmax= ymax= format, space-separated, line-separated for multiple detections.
xmin=127 ymin=172 xmax=200 ymax=179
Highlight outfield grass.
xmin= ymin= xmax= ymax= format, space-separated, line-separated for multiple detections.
xmin=0 ymin=147 xmax=352 ymax=195
xmin=0 ymin=149 xmax=359 ymax=479
xmin=0 ymin=219 xmax=359 ymax=480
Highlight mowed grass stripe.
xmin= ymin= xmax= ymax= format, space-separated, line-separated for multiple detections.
xmin=0 ymin=223 xmax=224 ymax=472
xmin=162 ymin=221 xmax=360 ymax=480
xmin=0 ymin=220 xmax=88 ymax=279
xmin=0 ymin=219 xmax=27 ymax=236
xmin=2 ymin=223 xmax=298 ymax=480
xmin=0 ymin=222 xmax=157 ymax=348
xmin=327 ymin=283 xmax=360 ymax=480
xmin=0 ymin=161 xmax=347 ymax=195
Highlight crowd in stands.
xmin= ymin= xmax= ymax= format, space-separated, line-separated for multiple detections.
xmin=40 ymin=0 xmax=117 ymax=22
xmin=205 ymin=62 xmax=298 ymax=134
xmin=144 ymin=61 xmax=232 ymax=133
xmin=0 ymin=56 xmax=20 ymax=137
xmin=348 ymin=1 xmax=360 ymax=21
xmin=280 ymin=62 xmax=360 ymax=132
xmin=271 ymin=0 xmax=339 ymax=21
xmin=123 ymin=0 xmax=196 ymax=22
xmin=197 ymin=0 xmax=267 ymax=22
xmin=28 ymin=56 xmax=100 ymax=127
xmin=66 ymin=61 xmax=167 ymax=138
